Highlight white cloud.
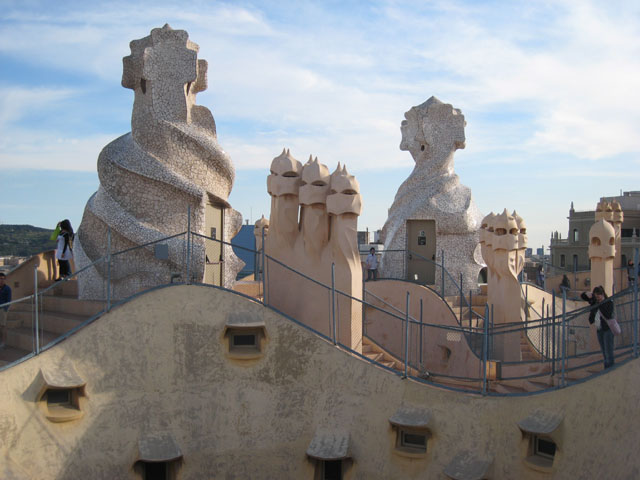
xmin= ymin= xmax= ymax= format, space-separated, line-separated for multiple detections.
xmin=0 ymin=87 xmax=77 ymax=129
xmin=1 ymin=0 xmax=639 ymax=245
xmin=0 ymin=130 xmax=115 ymax=171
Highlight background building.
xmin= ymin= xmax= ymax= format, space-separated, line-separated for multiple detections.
xmin=550 ymin=191 xmax=640 ymax=272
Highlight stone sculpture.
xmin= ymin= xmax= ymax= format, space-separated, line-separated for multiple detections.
xmin=75 ymin=25 xmax=242 ymax=299
xmin=479 ymin=213 xmax=496 ymax=297
xmin=254 ymin=215 xmax=269 ymax=281
xmin=595 ymin=200 xmax=624 ymax=290
xmin=263 ymin=149 xmax=363 ymax=352
xmin=481 ymin=209 xmax=527 ymax=361
xmin=254 ymin=215 xmax=269 ymax=252
xmin=589 ymin=219 xmax=616 ymax=296
xmin=379 ymin=97 xmax=483 ymax=294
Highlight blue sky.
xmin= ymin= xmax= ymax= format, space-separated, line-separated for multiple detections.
xmin=1 ymin=0 xmax=639 ymax=251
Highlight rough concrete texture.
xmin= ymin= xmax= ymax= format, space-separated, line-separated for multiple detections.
xmin=75 ymin=25 xmax=242 ymax=300
xmin=589 ymin=218 xmax=616 ymax=296
xmin=1 ymin=285 xmax=640 ymax=478
xmin=479 ymin=209 xmax=527 ymax=361
xmin=380 ymin=97 xmax=483 ymax=294
xmin=263 ymin=150 xmax=363 ymax=352
xmin=593 ymin=199 xmax=623 ymax=295
xmin=365 ymin=279 xmax=483 ymax=379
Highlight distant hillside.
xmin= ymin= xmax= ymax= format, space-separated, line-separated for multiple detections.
xmin=0 ymin=224 xmax=57 ymax=257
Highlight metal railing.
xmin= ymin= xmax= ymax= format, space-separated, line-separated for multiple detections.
xmin=363 ymin=247 xmax=485 ymax=322
xmin=2 ymin=221 xmax=638 ymax=398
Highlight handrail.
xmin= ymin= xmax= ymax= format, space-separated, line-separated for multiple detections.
xmin=403 ymin=247 xmax=485 ymax=323
xmin=2 ymin=227 xmax=638 ymax=398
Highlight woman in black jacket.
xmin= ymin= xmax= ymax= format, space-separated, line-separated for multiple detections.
xmin=581 ymin=286 xmax=615 ymax=369
xmin=55 ymin=219 xmax=74 ymax=281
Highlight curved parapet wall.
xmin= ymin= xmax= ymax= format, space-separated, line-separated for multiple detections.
xmin=76 ymin=25 xmax=242 ymax=299
xmin=1 ymin=285 xmax=640 ymax=478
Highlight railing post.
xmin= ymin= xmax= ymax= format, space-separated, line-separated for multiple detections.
xmin=441 ymin=249 xmax=445 ymax=299
xmin=254 ymin=239 xmax=258 ymax=279
xmin=404 ymin=248 xmax=407 ymax=282
xmin=482 ymin=304 xmax=489 ymax=395
xmin=404 ymin=291 xmax=410 ymax=378
xmin=419 ymin=298 xmax=423 ymax=367
xmin=490 ymin=303 xmax=494 ymax=359
xmin=106 ymin=227 xmax=111 ymax=312
xmin=362 ymin=267 xmax=367 ymax=337
xmin=634 ymin=248 xmax=639 ymax=357
xmin=525 ymin=284 xmax=529 ymax=333
xmin=561 ymin=289 xmax=566 ymax=387
xmin=34 ymin=266 xmax=40 ymax=355
xmin=545 ymin=305 xmax=550 ymax=360
xmin=551 ymin=291 xmax=556 ymax=376
xmin=459 ymin=273 xmax=464 ymax=323
xmin=261 ymin=227 xmax=266 ymax=305
xmin=469 ymin=289 xmax=473 ymax=330
xmin=331 ymin=263 xmax=337 ymax=345
xmin=541 ymin=298 xmax=545 ymax=362
xmin=186 ymin=206 xmax=191 ymax=284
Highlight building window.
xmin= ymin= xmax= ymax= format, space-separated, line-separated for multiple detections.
xmin=389 ymin=406 xmax=431 ymax=459
xmin=37 ymin=364 xmax=86 ymax=423
xmin=223 ymin=321 xmax=267 ymax=361
xmin=142 ymin=461 xmax=168 ymax=480
xmin=560 ymin=255 xmax=565 ymax=267
xmin=226 ymin=328 xmax=265 ymax=358
xmin=573 ymin=229 xmax=579 ymax=243
xmin=136 ymin=460 xmax=180 ymax=480
xmin=392 ymin=426 xmax=431 ymax=458
xmin=398 ymin=429 xmax=427 ymax=453
xmin=573 ymin=255 xmax=578 ymax=270
xmin=136 ymin=433 xmax=182 ymax=480
xmin=519 ymin=410 xmax=562 ymax=473
xmin=40 ymin=387 xmax=85 ymax=422
xmin=524 ymin=434 xmax=557 ymax=471
xmin=231 ymin=332 xmax=258 ymax=349
xmin=316 ymin=460 xmax=343 ymax=480
xmin=47 ymin=388 xmax=72 ymax=406
xmin=534 ymin=436 xmax=556 ymax=460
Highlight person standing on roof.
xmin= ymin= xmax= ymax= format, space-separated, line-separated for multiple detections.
xmin=0 ymin=272 xmax=12 ymax=348
xmin=366 ymin=247 xmax=378 ymax=281
xmin=55 ymin=219 xmax=74 ymax=281
xmin=581 ymin=286 xmax=615 ymax=369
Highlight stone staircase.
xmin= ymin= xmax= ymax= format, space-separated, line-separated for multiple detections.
xmin=0 ymin=279 xmax=103 ymax=367
xmin=232 ymin=279 xmax=263 ymax=301
xmin=362 ymin=336 xmax=403 ymax=371
xmin=444 ymin=285 xmax=488 ymax=329
xmin=519 ymin=331 xmax=541 ymax=362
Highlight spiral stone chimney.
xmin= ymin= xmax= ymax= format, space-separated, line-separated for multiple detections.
xmin=75 ymin=25 xmax=243 ymax=299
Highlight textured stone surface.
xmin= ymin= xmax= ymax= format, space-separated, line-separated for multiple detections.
xmin=2 ymin=285 xmax=640 ymax=478
xmin=594 ymin=199 xmax=623 ymax=293
xmin=75 ymin=25 xmax=242 ymax=299
xmin=263 ymin=150 xmax=363 ymax=351
xmin=480 ymin=209 xmax=527 ymax=360
xmin=589 ymin=218 xmax=616 ymax=295
xmin=379 ymin=97 xmax=483 ymax=294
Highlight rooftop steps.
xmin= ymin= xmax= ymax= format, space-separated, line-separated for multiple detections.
xmin=232 ymin=280 xmax=262 ymax=298
xmin=361 ymin=336 xmax=415 ymax=372
xmin=1 ymin=279 xmax=100 ymax=367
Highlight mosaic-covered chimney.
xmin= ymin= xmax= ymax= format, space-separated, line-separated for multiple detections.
xmin=75 ymin=25 xmax=242 ymax=299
